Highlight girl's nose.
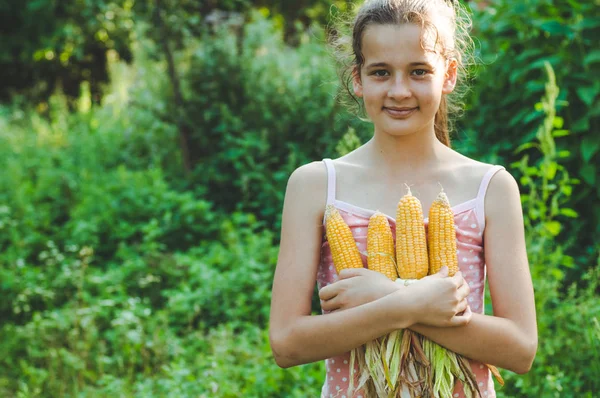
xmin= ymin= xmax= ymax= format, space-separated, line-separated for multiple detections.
xmin=387 ymin=76 xmax=411 ymax=99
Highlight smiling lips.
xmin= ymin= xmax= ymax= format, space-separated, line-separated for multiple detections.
xmin=383 ymin=106 xmax=418 ymax=118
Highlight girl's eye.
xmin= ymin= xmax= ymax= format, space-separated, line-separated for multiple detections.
xmin=372 ymin=70 xmax=389 ymax=77
xmin=412 ymin=69 xmax=429 ymax=77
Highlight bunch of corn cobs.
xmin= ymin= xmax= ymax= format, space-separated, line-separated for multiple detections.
xmin=325 ymin=185 xmax=503 ymax=398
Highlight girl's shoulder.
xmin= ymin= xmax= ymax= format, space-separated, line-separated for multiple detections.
xmin=286 ymin=155 xmax=364 ymax=200
xmin=454 ymin=156 xmax=521 ymax=222
xmin=440 ymin=152 xmax=517 ymax=209
xmin=458 ymin=157 xmax=515 ymax=193
xmin=284 ymin=161 xmax=330 ymax=219
xmin=286 ymin=160 xmax=329 ymax=197
xmin=448 ymin=152 xmax=509 ymax=186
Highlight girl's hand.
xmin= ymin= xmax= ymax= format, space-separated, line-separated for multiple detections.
xmin=319 ymin=268 xmax=399 ymax=312
xmin=407 ymin=266 xmax=472 ymax=327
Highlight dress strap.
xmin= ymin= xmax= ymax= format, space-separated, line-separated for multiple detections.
xmin=322 ymin=158 xmax=336 ymax=205
xmin=475 ymin=165 xmax=506 ymax=231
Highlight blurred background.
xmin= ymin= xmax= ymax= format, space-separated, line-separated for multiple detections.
xmin=0 ymin=0 xmax=598 ymax=396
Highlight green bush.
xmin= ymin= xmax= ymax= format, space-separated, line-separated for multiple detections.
xmin=164 ymin=212 xmax=278 ymax=330
xmin=458 ymin=0 xmax=600 ymax=272
xmin=0 ymin=116 xmax=218 ymax=324
xmin=181 ymin=11 xmax=370 ymax=230
xmin=0 ymin=206 xmax=299 ymax=396
xmin=490 ymin=64 xmax=600 ymax=397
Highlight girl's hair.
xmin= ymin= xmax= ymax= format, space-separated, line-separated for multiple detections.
xmin=330 ymin=0 xmax=474 ymax=147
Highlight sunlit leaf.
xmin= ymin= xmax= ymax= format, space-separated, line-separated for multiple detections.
xmin=559 ymin=208 xmax=578 ymax=218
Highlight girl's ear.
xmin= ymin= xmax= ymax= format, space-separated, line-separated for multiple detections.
xmin=442 ymin=58 xmax=458 ymax=94
xmin=352 ymin=66 xmax=363 ymax=98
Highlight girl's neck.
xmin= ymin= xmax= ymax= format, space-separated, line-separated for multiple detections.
xmin=363 ymin=127 xmax=447 ymax=179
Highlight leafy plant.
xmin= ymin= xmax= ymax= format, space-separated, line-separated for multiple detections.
xmin=491 ymin=62 xmax=600 ymax=397
xmin=458 ymin=0 xmax=600 ymax=274
xmin=181 ymin=11 xmax=369 ymax=232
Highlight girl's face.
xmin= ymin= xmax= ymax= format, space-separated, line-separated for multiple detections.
xmin=353 ymin=23 xmax=457 ymax=138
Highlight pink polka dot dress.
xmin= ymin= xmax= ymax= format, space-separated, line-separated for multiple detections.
xmin=317 ymin=158 xmax=504 ymax=398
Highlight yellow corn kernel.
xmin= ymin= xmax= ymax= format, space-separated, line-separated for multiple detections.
xmin=396 ymin=186 xmax=429 ymax=280
xmin=367 ymin=212 xmax=398 ymax=281
xmin=427 ymin=189 xmax=459 ymax=276
xmin=325 ymin=204 xmax=364 ymax=273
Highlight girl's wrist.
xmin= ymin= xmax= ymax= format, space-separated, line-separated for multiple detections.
xmin=377 ymin=279 xmax=405 ymax=302
xmin=387 ymin=279 xmax=405 ymax=293
xmin=388 ymin=287 xmax=417 ymax=329
xmin=371 ymin=279 xmax=404 ymax=302
xmin=395 ymin=278 xmax=419 ymax=287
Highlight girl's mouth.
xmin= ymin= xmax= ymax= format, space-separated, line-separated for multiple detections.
xmin=383 ymin=107 xmax=417 ymax=118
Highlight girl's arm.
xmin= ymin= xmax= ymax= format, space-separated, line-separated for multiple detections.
xmin=410 ymin=170 xmax=538 ymax=374
xmin=269 ymin=162 xmax=471 ymax=368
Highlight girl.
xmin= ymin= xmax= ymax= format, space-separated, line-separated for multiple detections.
xmin=269 ymin=0 xmax=537 ymax=397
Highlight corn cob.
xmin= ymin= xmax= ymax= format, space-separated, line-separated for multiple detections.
xmin=358 ymin=212 xmax=400 ymax=397
xmin=325 ymin=204 xmax=368 ymax=397
xmin=386 ymin=186 xmax=431 ymax=397
xmin=367 ymin=212 xmax=398 ymax=281
xmin=325 ymin=204 xmax=363 ymax=273
xmin=425 ymin=187 xmax=483 ymax=398
xmin=396 ymin=185 xmax=429 ymax=280
xmin=425 ymin=188 xmax=505 ymax=387
xmin=427 ymin=189 xmax=459 ymax=276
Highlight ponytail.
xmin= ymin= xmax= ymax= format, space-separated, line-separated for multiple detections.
xmin=434 ymin=95 xmax=451 ymax=147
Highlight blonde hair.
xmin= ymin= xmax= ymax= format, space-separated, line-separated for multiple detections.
xmin=330 ymin=0 xmax=474 ymax=147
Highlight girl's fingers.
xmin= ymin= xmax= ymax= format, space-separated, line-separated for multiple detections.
xmin=464 ymin=304 xmax=472 ymax=318
xmin=321 ymin=297 xmax=339 ymax=312
xmin=456 ymin=298 xmax=469 ymax=314
xmin=457 ymin=279 xmax=471 ymax=299
xmin=437 ymin=266 xmax=449 ymax=276
xmin=319 ymin=285 xmax=337 ymax=301
xmin=450 ymin=305 xmax=472 ymax=326
xmin=450 ymin=271 xmax=464 ymax=286
xmin=339 ymin=268 xmax=365 ymax=279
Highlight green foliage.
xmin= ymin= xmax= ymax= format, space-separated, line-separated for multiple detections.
xmin=0 ymin=77 xmax=323 ymax=394
xmin=182 ymin=12 xmax=368 ymax=230
xmin=164 ymin=213 xmax=278 ymax=330
xmin=0 ymin=0 xmax=351 ymax=106
xmin=489 ymin=63 xmax=600 ymax=397
xmin=1 ymin=311 xmax=324 ymax=397
xmin=0 ymin=0 xmax=135 ymax=102
xmin=0 ymin=213 xmax=322 ymax=397
xmin=514 ymin=63 xmax=580 ymax=275
xmin=336 ymin=127 xmax=363 ymax=157
xmin=458 ymin=0 xmax=600 ymax=271
xmin=0 ymin=90 xmax=215 ymax=265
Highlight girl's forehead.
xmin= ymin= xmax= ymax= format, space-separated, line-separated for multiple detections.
xmin=361 ymin=24 xmax=441 ymax=64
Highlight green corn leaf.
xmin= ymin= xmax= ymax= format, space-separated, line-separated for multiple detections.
xmin=385 ymin=330 xmax=397 ymax=367
xmin=388 ymin=332 xmax=402 ymax=387
xmin=381 ymin=346 xmax=393 ymax=391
